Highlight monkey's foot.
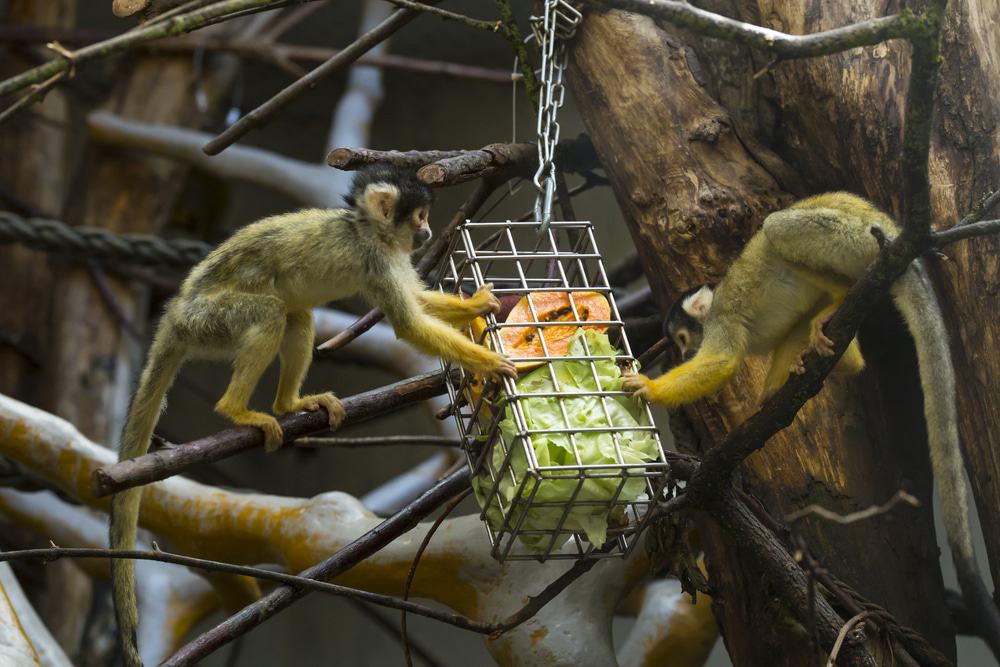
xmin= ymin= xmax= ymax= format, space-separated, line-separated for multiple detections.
xmin=470 ymin=283 xmax=502 ymax=316
xmin=788 ymin=355 xmax=807 ymax=376
xmin=808 ymin=316 xmax=836 ymax=357
xmin=621 ymin=373 xmax=652 ymax=402
xmin=219 ymin=408 xmax=284 ymax=452
xmin=275 ymin=393 xmax=346 ymax=429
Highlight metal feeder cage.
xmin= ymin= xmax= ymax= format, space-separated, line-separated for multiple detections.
xmin=437 ymin=220 xmax=671 ymax=562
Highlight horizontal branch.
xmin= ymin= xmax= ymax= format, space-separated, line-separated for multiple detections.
xmin=91 ymin=369 xmax=454 ymax=497
xmin=0 ymin=0 xmax=318 ymax=98
xmin=294 ymin=435 xmax=460 ymax=448
xmin=584 ymin=0 xmax=912 ymax=58
xmin=382 ymin=0 xmax=500 ymax=31
xmin=0 ymin=27 xmax=518 ymax=84
xmin=327 ymin=147 xmax=466 ymax=171
xmin=934 ymin=218 xmax=1000 ymax=246
xmin=0 ymin=546 xmax=491 ymax=633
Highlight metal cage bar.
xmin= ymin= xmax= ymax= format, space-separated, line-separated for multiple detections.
xmin=438 ymin=220 xmax=671 ymax=562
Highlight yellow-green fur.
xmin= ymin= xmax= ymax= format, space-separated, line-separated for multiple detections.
xmin=110 ymin=181 xmax=513 ymax=665
xmin=625 ymin=192 xmax=1000 ymax=656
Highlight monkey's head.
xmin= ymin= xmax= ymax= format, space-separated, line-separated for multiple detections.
xmin=345 ymin=164 xmax=434 ymax=249
xmin=664 ymin=284 xmax=714 ymax=361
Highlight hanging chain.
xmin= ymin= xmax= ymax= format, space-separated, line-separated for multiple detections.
xmin=529 ymin=0 xmax=581 ymax=233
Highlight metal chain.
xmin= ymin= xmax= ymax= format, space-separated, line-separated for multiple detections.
xmin=529 ymin=0 xmax=581 ymax=233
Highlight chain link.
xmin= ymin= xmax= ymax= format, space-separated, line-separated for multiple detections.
xmin=529 ymin=0 xmax=581 ymax=233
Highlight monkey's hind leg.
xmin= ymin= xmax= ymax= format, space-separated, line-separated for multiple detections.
xmin=272 ymin=309 xmax=345 ymax=430
xmin=417 ymin=283 xmax=500 ymax=327
xmin=623 ymin=351 xmax=741 ymax=407
xmin=212 ymin=295 xmax=286 ymax=451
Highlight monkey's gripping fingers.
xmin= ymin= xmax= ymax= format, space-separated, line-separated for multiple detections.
xmin=808 ymin=314 xmax=836 ymax=357
xmin=472 ymin=283 xmax=502 ymax=316
xmin=481 ymin=352 xmax=517 ymax=380
xmin=276 ymin=392 xmax=346 ymax=430
xmin=621 ymin=373 xmax=652 ymax=402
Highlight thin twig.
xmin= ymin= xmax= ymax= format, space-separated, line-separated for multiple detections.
xmin=784 ymin=490 xmax=920 ymax=525
xmin=494 ymin=0 xmax=539 ymax=108
xmin=956 ymin=190 xmax=1000 ymax=226
xmin=0 ymin=545 xmax=493 ymax=633
xmin=348 ymin=600 xmax=444 ymax=667
xmin=294 ymin=435 xmax=461 ymax=448
xmin=401 ymin=488 xmax=471 ymax=667
xmin=0 ymin=0 xmax=321 ymax=98
xmin=0 ymin=72 xmax=66 ymax=126
xmin=826 ymin=612 xmax=875 ymax=667
xmin=202 ymin=6 xmax=425 ymax=155
xmin=383 ymin=0 xmax=500 ymax=31
xmin=580 ymin=0 xmax=912 ymax=58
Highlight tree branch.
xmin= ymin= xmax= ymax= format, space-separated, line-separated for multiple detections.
xmin=382 ymin=0 xmax=500 ymax=31
xmin=580 ymin=0 xmax=912 ymax=59
xmin=203 ymin=6 xmax=425 ymax=155
xmin=0 ymin=546 xmax=493 ymax=634
xmin=0 ymin=0 xmax=319 ymax=99
xmin=90 ymin=370 xmax=455 ymax=497
xmin=934 ymin=218 xmax=1000 ymax=246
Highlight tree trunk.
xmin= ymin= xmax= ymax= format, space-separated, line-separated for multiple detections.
xmin=567 ymin=9 xmax=954 ymax=664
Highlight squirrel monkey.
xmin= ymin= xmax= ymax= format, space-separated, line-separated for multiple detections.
xmin=626 ymin=192 xmax=1000 ymax=656
xmin=109 ymin=165 xmax=515 ymax=666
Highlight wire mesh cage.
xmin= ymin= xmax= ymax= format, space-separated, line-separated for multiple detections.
xmin=437 ymin=220 xmax=671 ymax=562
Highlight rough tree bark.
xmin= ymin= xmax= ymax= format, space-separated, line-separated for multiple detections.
xmin=567 ymin=8 xmax=955 ymax=665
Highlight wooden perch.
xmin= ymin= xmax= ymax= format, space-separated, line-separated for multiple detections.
xmin=327 ymin=135 xmax=600 ymax=187
xmin=0 ymin=392 xmax=717 ymax=667
xmin=91 ymin=369 xmax=454 ymax=497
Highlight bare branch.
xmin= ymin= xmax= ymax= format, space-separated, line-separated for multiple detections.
xmin=784 ymin=490 xmax=920 ymax=525
xmin=294 ymin=435 xmax=460 ymax=448
xmin=0 ymin=545 xmax=493 ymax=634
xmin=934 ymin=218 xmax=1000 ymax=246
xmin=203 ymin=7 xmax=421 ymax=155
xmin=382 ymin=0 xmax=500 ymax=31
xmin=90 ymin=370 xmax=455 ymax=497
xmin=580 ymin=0 xmax=911 ymax=59
xmin=0 ymin=0 xmax=320 ymax=99
xmin=327 ymin=147 xmax=466 ymax=170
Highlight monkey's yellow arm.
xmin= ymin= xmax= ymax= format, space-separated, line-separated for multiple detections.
xmin=0 ymin=392 xmax=716 ymax=667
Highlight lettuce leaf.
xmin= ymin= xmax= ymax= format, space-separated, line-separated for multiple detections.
xmin=472 ymin=330 xmax=657 ymax=553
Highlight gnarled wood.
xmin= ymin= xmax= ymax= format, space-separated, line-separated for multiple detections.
xmin=567 ymin=9 xmax=952 ymax=664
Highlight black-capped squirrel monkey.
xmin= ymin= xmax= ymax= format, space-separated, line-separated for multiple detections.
xmin=110 ymin=165 xmax=515 ymax=667
xmin=625 ymin=192 xmax=1000 ymax=657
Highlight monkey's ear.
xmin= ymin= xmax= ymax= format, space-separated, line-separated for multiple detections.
xmin=684 ymin=285 xmax=714 ymax=322
xmin=362 ymin=184 xmax=399 ymax=223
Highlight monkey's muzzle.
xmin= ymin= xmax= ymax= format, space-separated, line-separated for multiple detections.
xmin=413 ymin=227 xmax=432 ymax=246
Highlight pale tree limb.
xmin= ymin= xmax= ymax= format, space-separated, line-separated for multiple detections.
xmin=0 ymin=393 xmax=700 ymax=667
xmin=0 ymin=560 xmax=72 ymax=667
xmin=580 ymin=0 xmax=911 ymax=58
xmin=617 ymin=578 xmax=718 ymax=667
xmin=0 ymin=490 xmax=215 ymax=666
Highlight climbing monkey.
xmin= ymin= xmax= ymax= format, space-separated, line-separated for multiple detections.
xmin=626 ymin=193 xmax=1000 ymax=657
xmin=109 ymin=164 xmax=515 ymax=666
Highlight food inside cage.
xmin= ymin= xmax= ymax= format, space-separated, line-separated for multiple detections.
xmin=471 ymin=329 xmax=659 ymax=553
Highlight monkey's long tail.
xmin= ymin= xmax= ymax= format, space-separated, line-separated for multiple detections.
xmin=893 ymin=263 xmax=1000 ymax=659
xmin=110 ymin=327 xmax=186 ymax=667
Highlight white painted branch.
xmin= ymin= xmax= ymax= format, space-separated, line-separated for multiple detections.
xmin=0 ymin=490 xmax=215 ymax=665
xmin=617 ymin=578 xmax=718 ymax=667
xmin=88 ymin=110 xmax=337 ymax=207
xmin=0 ymin=560 xmax=72 ymax=667
xmin=0 ymin=392 xmax=715 ymax=666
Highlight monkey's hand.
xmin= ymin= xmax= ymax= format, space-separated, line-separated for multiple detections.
xmin=621 ymin=373 xmax=652 ymax=402
xmin=274 ymin=392 xmax=346 ymax=430
xmin=808 ymin=312 xmax=836 ymax=357
xmin=470 ymin=283 xmax=502 ymax=316
xmin=478 ymin=351 xmax=517 ymax=380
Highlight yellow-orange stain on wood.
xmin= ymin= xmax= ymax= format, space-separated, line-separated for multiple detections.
xmin=530 ymin=626 xmax=549 ymax=646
